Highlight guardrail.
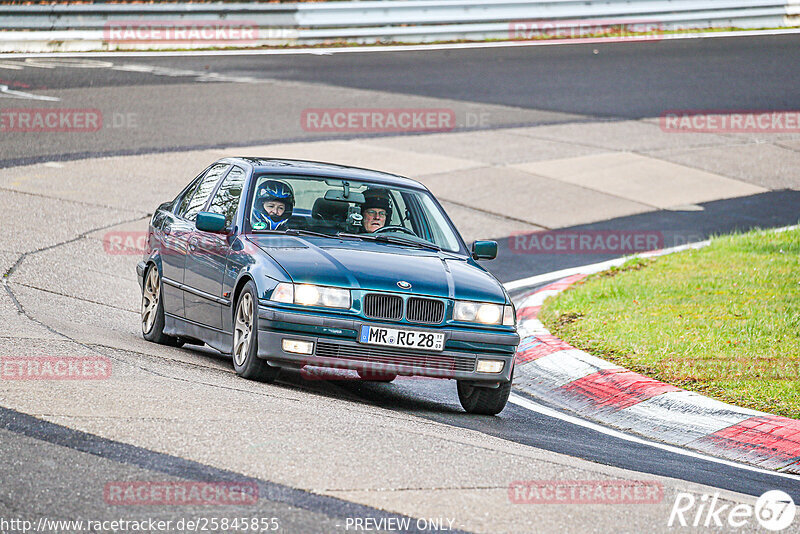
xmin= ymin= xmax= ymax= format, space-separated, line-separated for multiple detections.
xmin=1 ymin=0 xmax=798 ymax=53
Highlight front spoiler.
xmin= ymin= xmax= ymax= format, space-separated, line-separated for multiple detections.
xmin=256 ymin=329 xmax=514 ymax=384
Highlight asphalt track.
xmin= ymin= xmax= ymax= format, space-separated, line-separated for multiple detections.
xmin=296 ymin=369 xmax=800 ymax=502
xmin=3 ymin=34 xmax=800 ymax=283
xmin=1 ymin=34 xmax=800 ymax=532
xmin=3 ymin=34 xmax=800 ymax=163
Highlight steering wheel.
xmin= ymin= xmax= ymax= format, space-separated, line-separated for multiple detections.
xmin=373 ymin=225 xmax=417 ymax=236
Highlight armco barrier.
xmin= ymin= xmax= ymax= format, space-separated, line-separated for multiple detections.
xmin=0 ymin=0 xmax=798 ymax=52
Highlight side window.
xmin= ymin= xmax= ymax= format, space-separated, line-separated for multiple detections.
xmin=178 ymin=163 xmax=230 ymax=221
xmin=389 ymin=190 xmax=408 ymax=228
xmin=207 ymin=166 xmax=246 ymax=227
xmin=172 ymin=166 xmax=209 ymax=214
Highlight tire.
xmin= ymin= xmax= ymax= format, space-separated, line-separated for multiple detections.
xmin=357 ymin=370 xmax=397 ymax=382
xmin=232 ymin=281 xmax=279 ymax=383
xmin=141 ymin=264 xmax=183 ymax=347
xmin=457 ymin=379 xmax=512 ymax=415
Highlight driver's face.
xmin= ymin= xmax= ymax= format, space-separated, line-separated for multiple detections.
xmin=363 ymin=208 xmax=387 ymax=232
xmin=263 ymin=201 xmax=286 ymax=218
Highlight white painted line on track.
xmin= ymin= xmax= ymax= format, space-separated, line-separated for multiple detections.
xmin=504 ymin=239 xmax=711 ymax=292
xmin=0 ymin=84 xmax=61 ymax=101
xmin=505 ymin=225 xmax=800 ymax=292
xmin=1 ymin=28 xmax=799 ymax=58
xmin=508 ymin=393 xmax=800 ymax=481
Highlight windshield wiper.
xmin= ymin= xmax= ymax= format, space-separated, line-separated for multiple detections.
xmin=378 ymin=235 xmax=441 ymax=251
xmin=286 ymin=229 xmax=341 ymax=239
xmin=252 ymin=228 xmax=339 ymax=239
xmin=338 ymin=232 xmax=441 ymax=251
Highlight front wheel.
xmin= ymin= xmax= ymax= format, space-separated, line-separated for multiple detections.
xmin=141 ymin=264 xmax=182 ymax=347
xmin=232 ymin=281 xmax=279 ymax=383
xmin=457 ymin=379 xmax=512 ymax=415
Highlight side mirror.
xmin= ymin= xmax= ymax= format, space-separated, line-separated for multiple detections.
xmin=196 ymin=212 xmax=227 ymax=233
xmin=472 ymin=240 xmax=498 ymax=260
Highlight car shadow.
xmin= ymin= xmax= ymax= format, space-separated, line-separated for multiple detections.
xmin=174 ymin=342 xmax=466 ymax=414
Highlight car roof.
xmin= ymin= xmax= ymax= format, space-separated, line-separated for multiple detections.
xmin=223 ymin=157 xmax=428 ymax=190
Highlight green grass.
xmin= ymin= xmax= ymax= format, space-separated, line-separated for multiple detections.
xmin=539 ymin=227 xmax=800 ymax=419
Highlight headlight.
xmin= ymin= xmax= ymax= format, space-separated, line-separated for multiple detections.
xmin=454 ymin=301 xmax=509 ymax=325
xmin=271 ymin=283 xmax=350 ymax=309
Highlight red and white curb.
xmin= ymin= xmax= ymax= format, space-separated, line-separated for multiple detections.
xmin=507 ymin=240 xmax=800 ymax=474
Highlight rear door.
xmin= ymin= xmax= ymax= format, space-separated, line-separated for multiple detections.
xmin=157 ymin=169 xmax=208 ymax=317
xmin=168 ymin=163 xmax=230 ymax=320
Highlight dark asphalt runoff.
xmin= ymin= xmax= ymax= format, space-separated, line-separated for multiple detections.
xmin=6 ymin=35 xmax=800 ymax=116
xmin=3 ymin=34 xmax=800 ymax=165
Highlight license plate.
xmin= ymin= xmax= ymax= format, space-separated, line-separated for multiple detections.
xmin=359 ymin=325 xmax=445 ymax=352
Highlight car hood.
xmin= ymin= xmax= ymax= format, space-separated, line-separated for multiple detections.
xmin=247 ymin=235 xmax=507 ymax=302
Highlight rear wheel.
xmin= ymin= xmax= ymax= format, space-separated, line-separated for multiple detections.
xmin=457 ymin=379 xmax=512 ymax=415
xmin=141 ymin=264 xmax=182 ymax=347
xmin=232 ymin=281 xmax=279 ymax=383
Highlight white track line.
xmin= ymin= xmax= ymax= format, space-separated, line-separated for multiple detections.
xmin=508 ymin=393 xmax=799 ymax=481
xmin=504 ymin=239 xmax=710 ymax=292
xmin=505 ymin=225 xmax=800 ymax=292
xmin=1 ymin=28 xmax=799 ymax=58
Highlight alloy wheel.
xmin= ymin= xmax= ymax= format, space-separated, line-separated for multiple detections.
xmin=233 ymin=292 xmax=254 ymax=366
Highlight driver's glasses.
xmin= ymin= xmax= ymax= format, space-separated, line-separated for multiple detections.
xmin=365 ymin=209 xmax=387 ymax=219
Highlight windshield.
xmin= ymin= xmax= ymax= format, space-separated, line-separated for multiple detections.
xmin=247 ymin=175 xmax=464 ymax=252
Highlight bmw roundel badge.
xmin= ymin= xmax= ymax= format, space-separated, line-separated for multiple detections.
xmin=397 ymin=281 xmax=412 ymax=289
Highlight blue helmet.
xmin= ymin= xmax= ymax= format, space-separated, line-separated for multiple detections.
xmin=253 ymin=180 xmax=294 ymax=230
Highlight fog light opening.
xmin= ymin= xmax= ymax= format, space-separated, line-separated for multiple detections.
xmin=476 ymin=359 xmax=505 ymax=374
xmin=282 ymin=339 xmax=314 ymax=355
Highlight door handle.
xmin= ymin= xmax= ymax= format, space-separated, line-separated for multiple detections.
xmin=164 ymin=225 xmax=172 ymax=235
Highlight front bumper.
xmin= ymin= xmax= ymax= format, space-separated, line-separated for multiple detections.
xmin=257 ymin=306 xmax=517 ymax=383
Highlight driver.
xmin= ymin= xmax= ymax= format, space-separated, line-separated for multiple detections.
xmin=252 ymin=180 xmax=294 ymax=230
xmin=361 ymin=188 xmax=392 ymax=233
